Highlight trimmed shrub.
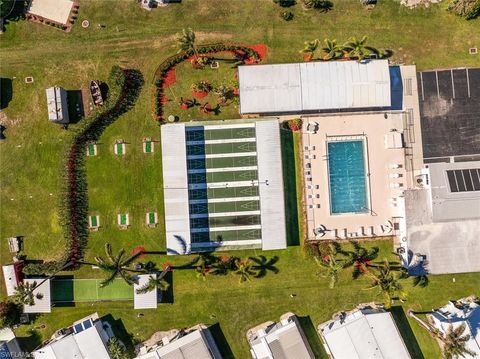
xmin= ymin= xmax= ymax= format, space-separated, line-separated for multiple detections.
xmin=286 ymin=118 xmax=302 ymax=131
xmin=0 ymin=300 xmax=21 ymax=327
xmin=280 ymin=10 xmax=294 ymax=20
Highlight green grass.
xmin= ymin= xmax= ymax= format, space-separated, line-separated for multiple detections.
xmin=52 ymin=279 xmax=133 ymax=302
xmin=1 ymin=0 xmax=480 ymax=357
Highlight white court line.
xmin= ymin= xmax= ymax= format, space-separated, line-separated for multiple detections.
xmin=187 ymin=138 xmax=256 ymax=145
xmin=187 ymin=152 xmax=256 ymax=159
xmin=202 ymin=124 xmax=255 ymax=130
xmin=190 ymin=210 xmax=260 ymax=219
xmin=189 ymin=196 xmax=260 ymax=204
xmin=189 ymin=181 xmax=258 ymax=189
xmin=191 ymin=224 xmax=261 ymax=233
xmin=435 ymin=70 xmax=440 ymax=98
xmin=420 ymin=72 xmax=424 ymax=101
xmin=466 ymin=68 xmax=471 ymax=98
xmin=451 ymin=69 xmax=455 ymax=99
xmin=188 ymin=166 xmax=257 ymax=174
xmin=191 ymin=239 xmax=262 ymax=248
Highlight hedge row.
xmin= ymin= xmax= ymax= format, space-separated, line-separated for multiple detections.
xmin=152 ymin=43 xmax=261 ymax=122
xmin=24 ymin=66 xmax=144 ymax=276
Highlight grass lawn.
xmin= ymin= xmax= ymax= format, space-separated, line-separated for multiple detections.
xmin=1 ymin=0 xmax=480 ymax=357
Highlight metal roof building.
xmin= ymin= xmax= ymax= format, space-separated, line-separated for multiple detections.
xmin=134 ymin=274 xmax=158 ymax=309
xmin=161 ymin=119 xmax=287 ymax=255
xmin=318 ymin=307 xmax=411 ymax=359
xmin=28 ymin=0 xmax=74 ymax=25
xmin=248 ymin=313 xmax=315 ymax=359
xmin=23 ymin=278 xmax=51 ymax=314
xmin=46 ymin=87 xmax=69 ymax=124
xmin=2 ymin=264 xmax=19 ymax=296
xmin=0 ymin=328 xmax=25 ymax=359
xmin=238 ymin=60 xmax=391 ymax=114
xmin=135 ymin=327 xmax=223 ymax=359
xmin=32 ymin=313 xmax=114 ymax=359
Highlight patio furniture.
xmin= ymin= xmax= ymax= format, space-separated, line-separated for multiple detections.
xmin=389 ymin=173 xmax=400 ymax=178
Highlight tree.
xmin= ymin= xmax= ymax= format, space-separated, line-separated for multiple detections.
xmin=343 ymin=36 xmax=378 ymax=61
xmin=209 ymin=255 xmax=234 ymax=276
xmin=13 ymin=281 xmax=43 ymax=306
xmin=107 ymin=337 xmax=129 ymax=359
xmin=177 ymin=28 xmax=197 ymax=56
xmin=321 ymin=39 xmax=344 ymax=60
xmin=273 ymin=0 xmax=296 ymax=7
xmin=448 ymin=0 xmax=480 ymax=20
xmin=302 ymin=0 xmax=333 ymax=11
xmin=135 ymin=275 xmax=169 ymax=294
xmin=0 ymin=0 xmax=15 ymax=19
xmin=93 ymin=243 xmax=140 ymax=287
xmin=442 ymin=323 xmax=476 ymax=359
xmin=233 ymin=259 xmax=257 ymax=283
xmin=343 ymin=241 xmax=379 ymax=279
xmin=0 ymin=300 xmax=21 ymax=327
xmin=250 ymin=255 xmax=279 ymax=278
xmin=300 ymin=39 xmax=320 ymax=61
xmin=314 ymin=244 xmax=344 ymax=289
xmin=363 ymin=259 xmax=407 ymax=309
xmin=213 ymin=85 xmax=232 ymax=104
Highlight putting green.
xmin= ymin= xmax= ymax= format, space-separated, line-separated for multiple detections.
xmin=52 ymin=279 xmax=133 ymax=302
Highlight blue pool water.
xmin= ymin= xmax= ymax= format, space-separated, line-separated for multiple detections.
xmin=327 ymin=140 xmax=369 ymax=214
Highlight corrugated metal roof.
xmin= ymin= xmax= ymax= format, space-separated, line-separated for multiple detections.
xmin=45 ymin=87 xmax=69 ymax=123
xmin=23 ymin=278 xmax=51 ymax=314
xmin=28 ymin=0 xmax=74 ymax=25
xmin=2 ymin=265 xmax=17 ymax=296
xmin=255 ymin=120 xmax=287 ymax=251
xmin=134 ymin=274 xmax=158 ymax=309
xmin=239 ymin=60 xmax=391 ymax=114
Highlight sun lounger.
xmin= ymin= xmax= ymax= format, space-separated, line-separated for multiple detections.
xmin=118 ymin=213 xmax=129 ymax=229
xmin=86 ymin=143 xmax=97 ymax=156
xmin=114 ymin=140 xmax=126 ymax=155
xmin=146 ymin=212 xmax=158 ymax=228
xmin=143 ymin=138 xmax=154 ymax=154
xmin=89 ymin=215 xmax=100 ymax=231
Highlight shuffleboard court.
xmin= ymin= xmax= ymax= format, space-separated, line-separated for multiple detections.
xmin=190 ymin=215 xmax=261 ymax=229
xmin=52 ymin=279 xmax=133 ymax=302
xmin=189 ymin=200 xmax=260 ymax=214
xmin=187 ymin=142 xmax=256 ymax=156
xmin=188 ymin=156 xmax=257 ymax=169
xmin=186 ymin=127 xmax=256 ymax=141
xmin=191 ymin=228 xmax=262 ymax=243
xmin=188 ymin=170 xmax=258 ymax=184
xmin=189 ymin=186 xmax=259 ymax=200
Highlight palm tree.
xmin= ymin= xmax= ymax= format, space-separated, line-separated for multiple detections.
xmin=314 ymin=244 xmax=344 ymax=288
xmin=94 ymin=243 xmax=141 ymax=287
xmin=177 ymin=28 xmax=197 ymax=56
xmin=363 ymin=259 xmax=407 ymax=309
xmin=343 ymin=241 xmax=379 ymax=279
xmin=343 ymin=36 xmax=378 ymax=61
xmin=303 ymin=0 xmax=333 ymax=11
xmin=135 ymin=275 xmax=169 ymax=294
xmin=321 ymin=39 xmax=344 ymax=60
xmin=233 ymin=259 xmax=257 ymax=283
xmin=13 ymin=281 xmax=43 ymax=306
xmin=250 ymin=255 xmax=279 ymax=278
xmin=300 ymin=39 xmax=320 ymax=61
xmin=213 ymin=85 xmax=232 ymax=104
xmin=209 ymin=255 xmax=234 ymax=276
xmin=442 ymin=323 xmax=476 ymax=359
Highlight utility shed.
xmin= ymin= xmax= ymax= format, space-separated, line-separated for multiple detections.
xmin=134 ymin=274 xmax=158 ymax=309
xmin=238 ymin=60 xmax=391 ymax=114
xmin=46 ymin=87 xmax=69 ymax=124
xmin=27 ymin=0 xmax=74 ymax=25
xmin=2 ymin=264 xmax=21 ymax=296
xmin=23 ymin=278 xmax=51 ymax=314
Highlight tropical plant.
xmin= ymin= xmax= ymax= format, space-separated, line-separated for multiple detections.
xmin=302 ymin=0 xmax=333 ymax=11
xmin=250 ymin=255 xmax=279 ymax=278
xmin=213 ymin=85 xmax=233 ymax=104
xmin=300 ymin=39 xmax=320 ymax=61
xmin=107 ymin=337 xmax=129 ymax=359
xmin=343 ymin=241 xmax=379 ymax=279
xmin=135 ymin=275 xmax=169 ymax=294
xmin=441 ymin=323 xmax=476 ymax=359
xmin=412 ymin=274 xmax=429 ymax=288
xmin=448 ymin=0 xmax=480 ymax=20
xmin=93 ymin=243 xmax=141 ymax=287
xmin=192 ymin=80 xmax=212 ymax=93
xmin=273 ymin=0 xmax=296 ymax=7
xmin=209 ymin=255 xmax=234 ymax=276
xmin=233 ymin=259 xmax=257 ymax=283
xmin=176 ymin=28 xmax=197 ymax=55
xmin=314 ymin=244 xmax=344 ymax=288
xmin=363 ymin=259 xmax=407 ymax=309
xmin=0 ymin=300 xmax=21 ymax=327
xmin=13 ymin=281 xmax=43 ymax=306
xmin=321 ymin=38 xmax=344 ymax=60
xmin=343 ymin=36 xmax=378 ymax=61
xmin=196 ymin=56 xmax=211 ymax=66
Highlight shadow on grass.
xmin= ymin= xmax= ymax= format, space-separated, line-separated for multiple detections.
xmin=67 ymin=90 xmax=84 ymax=124
xmin=280 ymin=128 xmax=300 ymax=246
xmin=101 ymin=314 xmax=135 ymax=355
xmin=208 ymin=323 xmax=234 ymax=359
xmin=0 ymin=78 xmax=13 ymax=109
xmin=390 ymin=306 xmax=425 ymax=359
xmin=297 ymin=316 xmax=328 ymax=358
xmin=51 ymin=275 xmax=75 ymax=303
xmin=161 ymin=271 xmax=174 ymax=304
xmin=16 ymin=328 xmax=42 ymax=353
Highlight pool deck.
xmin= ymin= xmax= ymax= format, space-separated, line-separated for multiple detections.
xmin=302 ymin=112 xmax=409 ymax=240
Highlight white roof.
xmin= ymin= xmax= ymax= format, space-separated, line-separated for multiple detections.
xmin=319 ymin=309 xmax=411 ymax=359
xmin=23 ymin=278 xmax=51 ymax=314
xmin=250 ymin=315 xmax=314 ymax=359
xmin=429 ymin=301 xmax=480 ymax=358
xmin=255 ymin=120 xmax=287 ymax=250
xmin=239 ymin=60 xmax=391 ymax=114
xmin=27 ymin=0 xmax=74 ymax=25
xmin=2 ymin=264 xmax=18 ymax=296
xmin=134 ymin=274 xmax=158 ymax=309
xmin=32 ymin=321 xmax=111 ymax=359
xmin=161 ymin=124 xmax=192 ymax=255
xmin=45 ymin=87 xmax=69 ymax=123
xmin=136 ymin=329 xmax=222 ymax=359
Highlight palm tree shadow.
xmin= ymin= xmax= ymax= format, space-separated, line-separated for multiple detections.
xmin=250 ymin=255 xmax=280 ymax=279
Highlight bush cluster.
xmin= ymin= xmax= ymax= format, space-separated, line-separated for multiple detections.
xmin=448 ymin=0 xmax=480 ymax=20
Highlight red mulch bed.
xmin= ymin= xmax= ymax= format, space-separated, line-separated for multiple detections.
xmin=132 ymin=246 xmax=146 ymax=260
xmin=163 ymin=68 xmax=177 ymax=88
xmin=248 ymin=44 xmax=268 ymax=61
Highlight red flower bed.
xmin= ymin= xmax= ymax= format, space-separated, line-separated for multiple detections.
xmin=192 ymin=90 xmax=208 ymax=99
xmin=133 ymin=246 xmax=147 ymax=259
xmin=163 ymin=68 xmax=176 ymax=88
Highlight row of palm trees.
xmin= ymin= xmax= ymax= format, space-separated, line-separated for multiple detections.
xmin=300 ymin=36 xmax=391 ymax=61
xmin=313 ymin=241 xmax=423 ymax=309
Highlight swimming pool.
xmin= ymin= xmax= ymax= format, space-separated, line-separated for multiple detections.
xmin=327 ymin=140 xmax=369 ymax=214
